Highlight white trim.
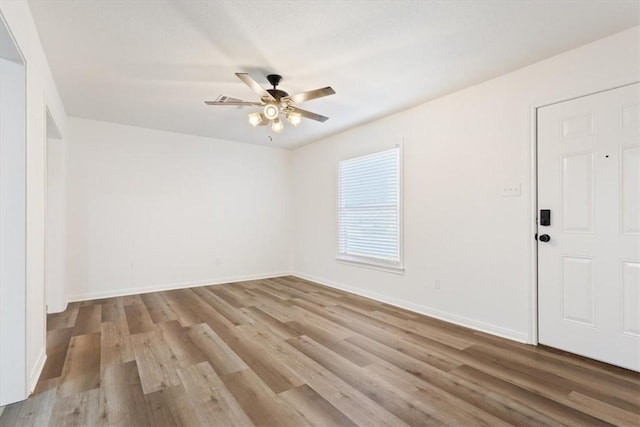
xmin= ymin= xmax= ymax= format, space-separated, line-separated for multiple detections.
xmin=28 ymin=349 xmax=46 ymax=395
xmin=336 ymin=257 xmax=404 ymax=274
xmin=42 ymin=100 xmax=49 ymax=367
xmin=21 ymin=32 xmax=29 ymax=408
xmin=293 ymin=272 xmax=528 ymax=343
xmin=399 ymin=138 xmax=404 ymax=271
xmin=527 ymin=103 xmax=539 ymax=345
xmin=0 ymin=10 xmax=29 ymax=406
xmin=530 ymin=80 xmax=640 ymax=112
xmin=336 ymin=142 xmax=404 ymax=271
xmin=47 ymin=300 xmax=68 ymax=314
xmin=66 ymin=271 xmax=293 ymax=302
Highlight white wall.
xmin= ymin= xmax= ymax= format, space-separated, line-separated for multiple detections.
xmin=292 ymin=27 xmax=640 ymax=343
xmin=0 ymin=0 xmax=68 ymax=403
xmin=66 ymin=118 xmax=293 ymax=301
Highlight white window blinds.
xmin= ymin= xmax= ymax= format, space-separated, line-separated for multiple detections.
xmin=338 ymin=147 xmax=401 ymax=268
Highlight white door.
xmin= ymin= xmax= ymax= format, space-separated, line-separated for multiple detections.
xmin=538 ymin=83 xmax=640 ymax=372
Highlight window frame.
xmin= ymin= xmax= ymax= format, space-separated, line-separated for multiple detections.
xmin=336 ymin=144 xmax=404 ymax=274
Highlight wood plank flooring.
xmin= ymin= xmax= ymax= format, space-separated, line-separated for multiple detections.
xmin=1 ymin=276 xmax=638 ymax=426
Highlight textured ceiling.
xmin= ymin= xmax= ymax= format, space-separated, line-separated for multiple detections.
xmin=28 ymin=1 xmax=639 ymax=149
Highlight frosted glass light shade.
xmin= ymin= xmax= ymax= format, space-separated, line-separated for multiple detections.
xmin=286 ymin=112 xmax=301 ymax=126
xmin=271 ymin=118 xmax=284 ymax=133
xmin=248 ymin=112 xmax=264 ymax=127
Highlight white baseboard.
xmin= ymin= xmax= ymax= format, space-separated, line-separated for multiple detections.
xmin=66 ymin=271 xmax=293 ymax=303
xmin=293 ymin=272 xmax=529 ymax=344
xmin=29 ymin=348 xmax=47 ymax=395
xmin=64 ymin=270 xmax=527 ymax=343
xmin=47 ymin=301 xmax=68 ymax=314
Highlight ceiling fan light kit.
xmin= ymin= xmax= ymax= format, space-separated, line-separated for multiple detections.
xmin=205 ymin=72 xmax=335 ymax=135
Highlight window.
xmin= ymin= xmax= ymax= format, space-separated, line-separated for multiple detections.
xmin=338 ymin=146 xmax=402 ymax=272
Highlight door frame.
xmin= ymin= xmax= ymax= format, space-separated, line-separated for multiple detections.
xmin=0 ymin=10 xmax=28 ymax=405
xmin=529 ymin=80 xmax=640 ymax=346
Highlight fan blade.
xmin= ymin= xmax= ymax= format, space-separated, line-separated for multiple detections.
xmin=204 ymin=101 xmax=262 ymax=106
xmin=288 ymin=106 xmax=329 ymax=123
xmin=235 ymin=73 xmax=275 ymax=102
xmin=205 ymin=94 xmax=262 ymax=106
xmin=284 ymin=86 xmax=335 ymax=104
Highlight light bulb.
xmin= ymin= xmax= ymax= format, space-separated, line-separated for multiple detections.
xmin=248 ymin=112 xmax=264 ymax=127
xmin=264 ymin=103 xmax=279 ymax=120
xmin=286 ymin=112 xmax=302 ymax=126
xmin=271 ymin=118 xmax=284 ymax=133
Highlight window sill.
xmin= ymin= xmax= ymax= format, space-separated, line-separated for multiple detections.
xmin=336 ymin=256 xmax=405 ymax=275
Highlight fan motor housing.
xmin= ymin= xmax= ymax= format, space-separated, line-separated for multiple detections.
xmin=266 ymin=88 xmax=289 ymax=100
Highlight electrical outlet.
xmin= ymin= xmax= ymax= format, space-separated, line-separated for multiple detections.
xmin=501 ymin=183 xmax=521 ymax=197
xmin=434 ymin=279 xmax=441 ymax=290
xmin=216 ymin=257 xmax=221 ymax=266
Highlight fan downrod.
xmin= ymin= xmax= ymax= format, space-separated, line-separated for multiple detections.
xmin=266 ymin=74 xmax=288 ymax=100
xmin=266 ymin=74 xmax=282 ymax=89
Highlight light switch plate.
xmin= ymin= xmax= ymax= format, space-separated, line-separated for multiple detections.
xmin=501 ymin=183 xmax=521 ymax=197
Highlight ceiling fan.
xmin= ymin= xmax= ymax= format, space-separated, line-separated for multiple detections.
xmin=204 ymin=73 xmax=335 ymax=133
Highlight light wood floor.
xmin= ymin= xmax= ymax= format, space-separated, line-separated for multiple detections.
xmin=1 ymin=276 xmax=638 ymax=426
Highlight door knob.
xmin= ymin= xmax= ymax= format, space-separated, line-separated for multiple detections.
xmin=539 ymin=234 xmax=551 ymax=242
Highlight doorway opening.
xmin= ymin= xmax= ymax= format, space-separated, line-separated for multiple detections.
xmin=45 ymin=109 xmax=65 ymax=316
